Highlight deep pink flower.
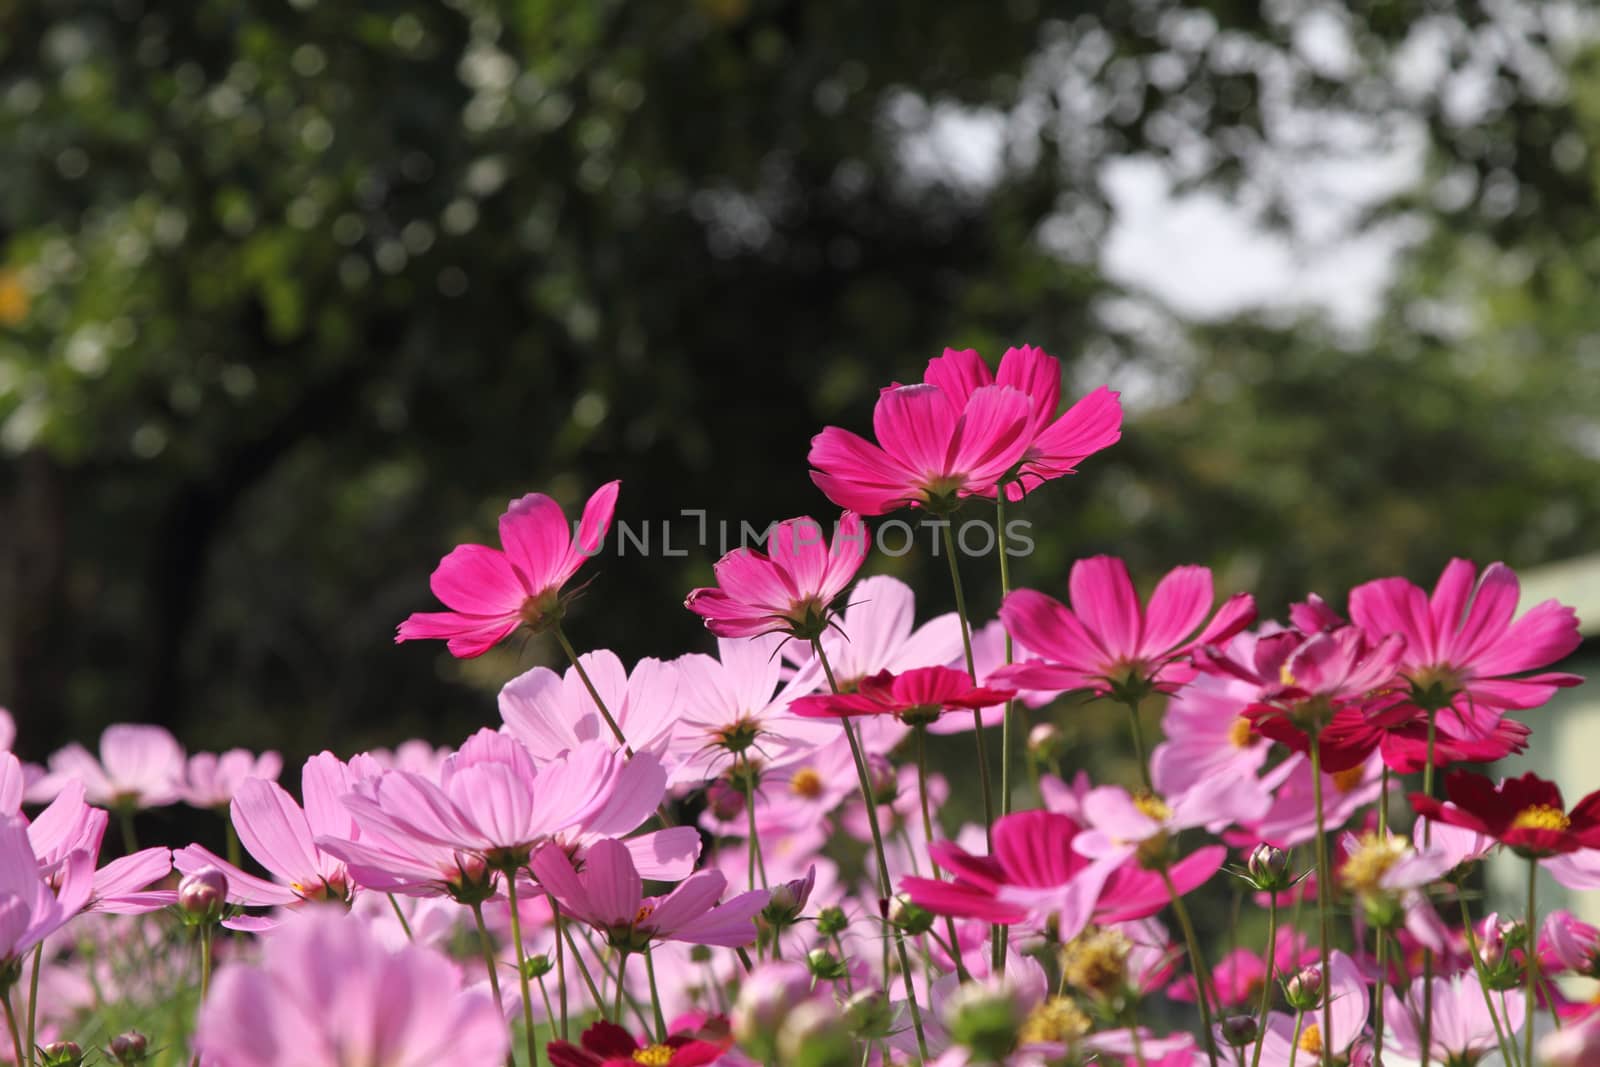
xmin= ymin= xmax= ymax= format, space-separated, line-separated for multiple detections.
xmin=684 ymin=513 xmax=869 ymax=639
xmin=808 ymin=377 xmax=1036 ymax=514
xmin=922 ymin=346 xmax=1123 ymax=501
xmin=997 ymin=557 xmax=1255 ymax=698
xmin=547 ymin=1019 xmax=731 ymax=1067
xmin=397 ymin=480 xmax=620 ymax=657
xmin=1349 ymin=559 xmax=1582 ymax=737
xmin=194 ymin=906 xmax=508 ymax=1067
xmin=1542 ymin=911 xmax=1600 ymax=976
xmin=532 ymin=837 xmax=767 ymax=950
xmin=790 ymin=666 xmax=1013 ymax=725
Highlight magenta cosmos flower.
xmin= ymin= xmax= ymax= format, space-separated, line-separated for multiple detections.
xmin=1349 ymin=558 xmax=1582 ymax=737
xmin=684 ymin=513 xmax=869 ymax=639
xmin=396 ymin=480 xmax=620 ymax=657
xmin=921 ymin=346 xmax=1123 ymax=501
xmin=997 ymin=556 xmax=1255 ymax=699
xmin=790 ymin=667 xmax=1014 ymax=726
xmin=194 ymin=907 xmax=508 ymax=1067
xmin=532 ymin=837 xmax=767 ymax=950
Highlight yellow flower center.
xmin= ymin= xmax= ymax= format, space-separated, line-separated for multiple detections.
xmin=1279 ymin=664 xmax=1297 ymax=688
xmin=1059 ymin=926 xmax=1132 ymax=998
xmin=633 ymin=1045 xmax=675 ymax=1066
xmin=634 ymin=904 xmax=655 ymax=925
xmin=1297 ymin=1022 xmax=1323 ymax=1056
xmin=1133 ymin=792 xmax=1172 ymax=822
xmin=1341 ymin=832 xmax=1409 ymax=893
xmin=1228 ymin=717 xmax=1254 ymax=748
xmin=1019 ymin=997 xmax=1092 ymax=1044
xmin=789 ymin=768 xmax=824 ymax=799
xmin=1512 ymin=804 xmax=1571 ymax=832
xmin=1330 ymin=766 xmax=1365 ymax=794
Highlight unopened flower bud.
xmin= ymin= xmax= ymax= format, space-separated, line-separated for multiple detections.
xmin=1028 ymin=723 xmax=1067 ymax=763
xmin=41 ymin=1042 xmax=83 ymax=1067
xmin=1284 ymin=966 xmax=1322 ymax=1011
xmin=865 ymin=754 xmax=898 ymax=804
xmin=108 ymin=1031 xmax=148 ymax=1065
xmin=841 ymin=989 xmax=894 ymax=1039
xmin=1247 ymin=844 xmax=1292 ymax=890
xmin=886 ymin=893 xmax=934 ymax=935
xmin=816 ymin=905 xmax=849 ymax=937
xmin=706 ymin=779 xmax=746 ymax=822
xmin=777 ymin=1000 xmax=854 ymax=1067
xmin=763 ymin=868 xmax=816 ymax=929
xmin=943 ymin=982 xmax=1025 ymax=1062
xmin=805 ymin=946 xmax=849 ymax=981
xmin=689 ymin=944 xmax=713 ymax=963
xmin=731 ymin=961 xmax=814 ymax=1063
xmin=178 ymin=866 xmax=228 ymax=923
xmin=520 ymin=953 xmax=553 ymax=980
xmin=1220 ymin=1015 xmax=1259 ymax=1048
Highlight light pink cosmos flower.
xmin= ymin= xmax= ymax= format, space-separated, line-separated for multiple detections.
xmin=997 ymin=557 xmax=1255 ymax=699
xmin=396 ymin=480 xmax=621 ymax=657
xmin=920 ymin=346 xmax=1123 ymax=501
xmin=1349 ymin=558 xmax=1582 ymax=737
xmin=14 ymin=773 xmax=175 ymax=915
xmin=684 ymin=513 xmax=869 ymax=639
xmin=1541 ymin=910 xmax=1600 ymax=976
xmin=500 ymin=650 xmax=681 ymax=771
xmin=180 ymin=748 xmax=283 ymax=810
xmin=1254 ymin=951 xmax=1369 ymax=1067
xmin=1150 ymin=632 xmax=1272 ymax=797
xmin=1544 ymin=847 xmax=1600 ymax=892
xmin=1384 ymin=972 xmax=1524 ymax=1064
xmin=1074 ymin=777 xmax=1273 ymax=862
xmin=671 ymin=632 xmax=835 ymax=775
xmin=194 ymin=906 xmax=508 ymax=1067
xmin=1237 ymin=752 xmax=1384 ymax=849
xmin=34 ymin=723 xmax=185 ymax=809
xmin=1542 ymin=1010 xmax=1600 ymax=1066
xmin=0 ymin=814 xmax=92 ymax=968
xmin=781 ymin=574 xmax=962 ymax=690
xmin=533 ymin=837 xmax=768 ymax=950
xmin=808 ymin=379 xmax=1035 ymax=514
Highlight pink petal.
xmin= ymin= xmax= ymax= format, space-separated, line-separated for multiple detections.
xmin=1138 ymin=566 xmax=1214 ymax=660
xmin=428 ymin=544 xmax=527 ymax=615
xmin=498 ymin=494 xmax=573 ymax=595
xmin=1068 ymin=556 xmax=1142 ymax=659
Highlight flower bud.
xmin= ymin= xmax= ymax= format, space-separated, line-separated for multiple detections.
xmin=840 ymin=989 xmax=894 ymax=1039
xmin=763 ymin=868 xmax=816 ymax=929
xmin=865 ymin=754 xmax=898 ymax=805
xmin=1027 ymin=723 xmax=1067 ymax=763
xmin=706 ymin=779 xmax=746 ymax=822
xmin=731 ymin=962 xmax=814 ymax=1063
xmin=776 ymin=1000 xmax=854 ymax=1067
xmin=178 ymin=866 xmax=228 ymax=923
xmin=1247 ymin=844 xmax=1292 ymax=890
xmin=41 ymin=1043 xmax=83 ymax=1067
xmin=805 ymin=946 xmax=849 ymax=981
xmin=108 ymin=1031 xmax=148 ymax=1066
xmin=942 ymin=982 xmax=1025 ymax=1062
xmin=886 ymin=893 xmax=934 ymax=936
xmin=689 ymin=944 xmax=713 ymax=963
xmin=816 ymin=905 xmax=849 ymax=937
xmin=520 ymin=953 xmax=553 ymax=980
xmin=1284 ymin=966 xmax=1322 ymax=1011
xmin=1220 ymin=1016 xmax=1259 ymax=1048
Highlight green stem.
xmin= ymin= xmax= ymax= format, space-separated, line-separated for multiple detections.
xmin=1163 ymin=866 xmax=1219 ymax=1067
xmin=388 ymin=894 xmax=414 ymax=941
xmin=1378 ymin=764 xmax=1390 ymax=837
xmin=644 ymin=948 xmax=668 ymax=1040
xmin=742 ymin=757 xmax=768 ymax=893
xmin=1459 ymin=895 xmax=1518 ymax=1067
xmin=812 ymin=638 xmax=929 ymax=1060
xmin=554 ymin=626 xmax=633 ymax=755
xmin=469 ymin=900 xmax=507 ymax=1015
xmin=939 ymin=522 xmax=995 ymax=845
xmin=1286 ymin=1010 xmax=1305 ymax=1067
xmin=117 ymin=806 xmax=138 ymax=854
xmin=558 ymin=919 xmax=607 ymax=1014
xmin=224 ymin=815 xmax=242 ymax=869
xmin=551 ymin=899 xmax=570 ymax=1039
xmin=1309 ymin=738 xmax=1333 ymax=1067
xmin=1525 ymin=858 xmax=1539 ymax=1067
xmin=24 ymin=943 xmax=41 ymax=1067
xmin=1249 ymin=895 xmax=1277 ymax=1067
xmin=1124 ymin=698 xmax=1155 ymax=793
xmin=505 ymin=872 xmax=541 ymax=1067
xmin=995 ymin=493 xmax=1015 ymax=820
xmin=614 ymin=951 xmax=629 ymax=1022
xmin=537 ymin=974 xmax=557 ymax=1041
xmin=2 ymin=993 xmax=23 ymax=1067
xmin=914 ymin=724 xmax=970 ymax=983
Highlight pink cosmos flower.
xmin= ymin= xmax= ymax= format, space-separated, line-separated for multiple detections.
xmin=500 ymin=650 xmax=682 ymax=771
xmin=684 ymin=513 xmax=869 ymax=639
xmin=671 ymin=632 xmax=835 ymax=774
xmin=1073 ymin=777 xmax=1273 ymax=862
xmin=14 ymin=774 xmax=176 ymax=915
xmin=1169 ymin=932 xmax=1317 ymax=1009
xmin=180 ymin=748 xmax=284 ymax=810
xmin=193 ymin=906 xmax=508 ymax=1067
xmin=1384 ymin=972 xmax=1524 ymax=1064
xmin=1254 ymin=951 xmax=1369 ymax=1067
xmin=1349 ymin=558 xmax=1582 ymax=737
xmin=532 ymin=837 xmax=767 ymax=950
xmin=790 ymin=667 xmax=1014 ymax=725
xmin=0 ymin=814 xmax=92 ymax=967
xmin=808 ymin=378 xmax=1035 ymax=514
xmin=1542 ymin=1011 xmax=1600 ymax=1066
xmin=1545 ymin=847 xmax=1600 ymax=893
xmin=396 ymin=480 xmax=621 ymax=657
xmin=996 ymin=557 xmax=1255 ymax=699
xmin=1541 ymin=911 xmax=1600 ymax=976
xmin=1236 ymin=752 xmax=1384 ymax=849
xmin=36 ymin=724 xmax=185 ymax=809
xmin=1150 ymin=633 xmax=1272 ymax=797
xmin=781 ymin=574 xmax=963 ymax=691
xmin=920 ymin=346 xmax=1123 ymax=501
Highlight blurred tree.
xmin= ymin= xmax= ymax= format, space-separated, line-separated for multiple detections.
xmin=0 ymin=0 xmax=1594 ymax=761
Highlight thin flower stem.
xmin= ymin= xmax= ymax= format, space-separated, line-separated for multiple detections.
xmin=1309 ymin=738 xmax=1333 ymax=1067
xmin=914 ymin=724 xmax=970 ymax=984
xmin=1525 ymin=858 xmax=1540 ymax=1067
xmin=2 ymin=992 xmax=23 ymax=1067
xmin=505 ymin=872 xmax=541 ymax=1067
xmin=1162 ymin=865 xmax=1219 ymax=1067
xmin=938 ymin=523 xmax=995 ymax=844
xmin=1123 ymin=697 xmax=1155 ymax=793
xmin=224 ymin=816 xmax=242 ymax=869
xmin=1378 ymin=765 xmax=1390 ymax=837
xmin=554 ymin=626 xmax=633 ymax=755
xmin=1420 ymin=708 xmax=1439 ymax=1067
xmin=470 ymin=900 xmax=507 ymax=1013
xmin=1459 ymin=894 xmax=1518 ymax=1067
xmin=1286 ymin=1010 xmax=1305 ymax=1067
xmin=742 ymin=757 xmax=768 ymax=893
xmin=24 ymin=943 xmax=41 ymax=1067
xmin=117 ymin=806 xmax=138 ymax=854
xmin=644 ymin=948 xmax=668 ymax=1041
xmin=388 ymin=894 xmax=415 ymax=941
xmin=1129 ymin=1017 xmax=1150 ymax=1067
xmin=1248 ymin=895 xmax=1277 ymax=1067
xmin=615 ymin=951 xmax=629 ymax=1023
xmin=559 ymin=920 xmax=607 ymax=1013
xmin=1374 ymin=932 xmax=1387 ymax=1062
xmin=994 ymin=493 xmax=1016 ymax=820
xmin=811 ymin=637 xmax=929 ymax=1060
xmin=536 ymin=974 xmax=557 ymax=1041
xmin=551 ymin=899 xmax=570 ymax=1039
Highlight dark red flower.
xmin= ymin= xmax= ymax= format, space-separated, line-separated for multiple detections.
xmin=1409 ymin=772 xmax=1600 ymax=858
xmin=789 ymin=666 xmax=1013 ymax=726
xmin=547 ymin=1020 xmax=729 ymax=1067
